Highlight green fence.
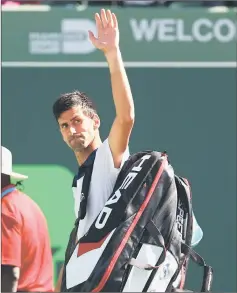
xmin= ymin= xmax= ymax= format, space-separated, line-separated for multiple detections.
xmin=2 ymin=6 xmax=236 ymax=292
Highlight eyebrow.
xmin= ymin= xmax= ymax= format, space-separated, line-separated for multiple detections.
xmin=70 ymin=115 xmax=81 ymax=122
xmin=59 ymin=114 xmax=83 ymax=127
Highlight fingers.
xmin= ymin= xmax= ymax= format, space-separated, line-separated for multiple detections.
xmin=95 ymin=13 xmax=102 ymax=32
xmin=88 ymin=30 xmax=98 ymax=45
xmin=112 ymin=13 xmax=118 ymax=28
xmin=96 ymin=9 xmax=117 ymax=29
xmin=100 ymin=9 xmax=108 ymax=28
xmin=106 ymin=9 xmax=113 ymax=27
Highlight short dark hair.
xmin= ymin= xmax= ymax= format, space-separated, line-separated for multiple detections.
xmin=53 ymin=91 xmax=98 ymax=120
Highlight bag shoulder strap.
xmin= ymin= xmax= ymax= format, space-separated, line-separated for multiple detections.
xmin=78 ymin=162 xmax=94 ymax=221
xmin=175 ymin=175 xmax=193 ymax=246
xmin=62 ymin=155 xmax=95 ymax=290
xmin=73 ymin=162 xmax=95 ymax=235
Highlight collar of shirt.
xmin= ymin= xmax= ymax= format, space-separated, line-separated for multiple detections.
xmin=1 ymin=184 xmax=16 ymax=198
xmin=72 ymin=149 xmax=97 ymax=187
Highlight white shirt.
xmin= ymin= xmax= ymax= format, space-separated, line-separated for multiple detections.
xmin=72 ymin=138 xmax=129 ymax=240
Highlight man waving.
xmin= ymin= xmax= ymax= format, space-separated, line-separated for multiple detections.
xmin=53 ymin=9 xmax=134 ymax=291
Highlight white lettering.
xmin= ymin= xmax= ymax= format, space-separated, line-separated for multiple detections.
xmin=178 ymin=203 xmax=184 ymax=217
xmin=158 ymin=19 xmax=176 ymax=41
xmin=106 ymin=189 xmax=122 ymax=206
xmin=95 ymin=207 xmax=112 ymax=229
xmin=120 ymin=172 xmax=137 ymax=189
xmin=95 ymin=154 xmax=151 ymax=229
xmin=177 ymin=221 xmax=183 ymax=237
xmin=177 ymin=215 xmax=184 ymax=224
xmin=29 ymin=32 xmax=59 ymax=40
xmin=131 ymin=17 xmax=236 ymax=43
xmin=177 ymin=200 xmax=185 ymax=238
xmin=176 ymin=19 xmax=192 ymax=41
xmin=132 ymin=154 xmax=151 ymax=172
xmin=130 ymin=19 xmax=157 ymax=41
xmin=192 ymin=18 xmax=213 ymax=42
xmin=214 ymin=19 xmax=236 ymax=42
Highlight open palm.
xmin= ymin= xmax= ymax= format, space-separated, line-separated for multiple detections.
xmin=88 ymin=9 xmax=119 ymax=54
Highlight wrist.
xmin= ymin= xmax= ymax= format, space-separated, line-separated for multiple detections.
xmin=104 ymin=47 xmax=121 ymax=62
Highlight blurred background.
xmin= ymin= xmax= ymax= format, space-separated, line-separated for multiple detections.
xmin=2 ymin=0 xmax=236 ymax=291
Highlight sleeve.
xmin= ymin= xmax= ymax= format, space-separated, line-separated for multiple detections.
xmin=97 ymin=138 xmax=130 ymax=174
xmin=1 ymin=211 xmax=22 ymax=267
xmin=92 ymin=138 xmax=130 ymax=202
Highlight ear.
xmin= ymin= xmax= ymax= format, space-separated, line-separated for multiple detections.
xmin=93 ymin=114 xmax=100 ymax=130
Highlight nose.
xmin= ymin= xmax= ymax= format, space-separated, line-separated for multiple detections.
xmin=69 ymin=127 xmax=76 ymax=135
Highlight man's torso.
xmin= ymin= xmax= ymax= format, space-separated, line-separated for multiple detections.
xmin=1 ymin=186 xmax=54 ymax=292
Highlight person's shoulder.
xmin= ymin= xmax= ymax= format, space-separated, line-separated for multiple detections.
xmin=2 ymin=189 xmax=21 ymax=212
xmin=94 ymin=138 xmax=112 ymax=162
xmin=94 ymin=138 xmax=130 ymax=171
xmin=98 ymin=138 xmax=110 ymax=151
xmin=11 ymin=190 xmax=46 ymax=218
xmin=1 ymin=189 xmax=24 ymax=222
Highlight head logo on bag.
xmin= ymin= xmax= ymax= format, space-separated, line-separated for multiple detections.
xmin=95 ymin=154 xmax=151 ymax=230
xmin=61 ymin=151 xmax=213 ymax=292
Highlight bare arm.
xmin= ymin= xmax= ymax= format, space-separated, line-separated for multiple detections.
xmin=1 ymin=265 xmax=20 ymax=292
xmin=89 ymin=9 xmax=135 ymax=168
xmin=106 ymin=49 xmax=134 ymax=167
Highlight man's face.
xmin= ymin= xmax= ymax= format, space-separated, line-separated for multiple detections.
xmin=58 ymin=106 xmax=99 ymax=152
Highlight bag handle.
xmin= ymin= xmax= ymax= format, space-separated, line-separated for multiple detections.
xmin=128 ymin=220 xmax=166 ymax=270
xmin=129 ymin=221 xmax=213 ymax=292
xmin=181 ymin=243 xmax=213 ymax=292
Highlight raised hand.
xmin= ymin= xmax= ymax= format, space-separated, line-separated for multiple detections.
xmin=88 ymin=9 xmax=119 ymax=54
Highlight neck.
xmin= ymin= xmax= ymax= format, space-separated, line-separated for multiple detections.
xmin=75 ymin=135 xmax=102 ymax=166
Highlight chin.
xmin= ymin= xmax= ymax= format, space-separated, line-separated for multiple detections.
xmin=72 ymin=142 xmax=88 ymax=152
xmin=72 ymin=146 xmax=85 ymax=152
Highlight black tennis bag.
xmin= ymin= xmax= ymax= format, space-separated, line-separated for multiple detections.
xmin=61 ymin=151 xmax=213 ymax=292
